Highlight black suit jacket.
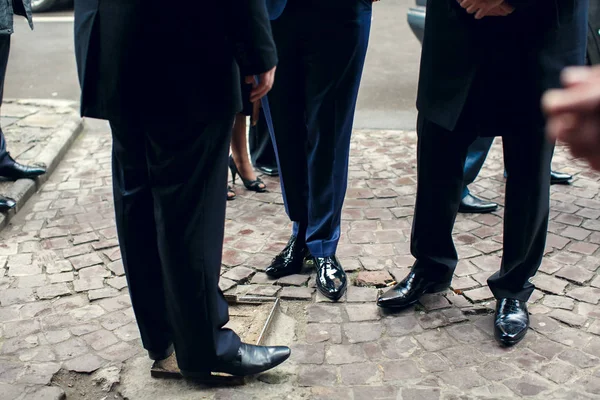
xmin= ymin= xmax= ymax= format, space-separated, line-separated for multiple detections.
xmin=74 ymin=0 xmax=277 ymax=122
xmin=416 ymin=0 xmax=588 ymax=134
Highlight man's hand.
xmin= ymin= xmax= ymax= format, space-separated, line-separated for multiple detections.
xmin=458 ymin=0 xmax=514 ymax=19
xmin=246 ymin=66 xmax=276 ymax=103
xmin=543 ymin=66 xmax=600 ymax=171
xmin=485 ymin=3 xmax=515 ymax=17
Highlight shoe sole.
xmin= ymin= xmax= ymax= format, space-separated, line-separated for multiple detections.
xmin=377 ymin=281 xmax=451 ymax=309
xmin=458 ymin=207 xmax=498 ymax=214
xmin=495 ymin=330 xmax=528 ymax=347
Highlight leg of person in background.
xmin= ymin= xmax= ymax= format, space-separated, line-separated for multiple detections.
xmin=0 ymin=35 xmax=46 ymax=183
xmin=230 ymin=114 xmax=266 ymax=194
xmin=459 ymin=136 xmax=498 ymax=214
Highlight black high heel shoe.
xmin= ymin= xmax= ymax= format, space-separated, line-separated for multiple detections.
xmin=227 ymin=185 xmax=236 ymax=201
xmin=229 ymin=155 xmax=267 ymax=193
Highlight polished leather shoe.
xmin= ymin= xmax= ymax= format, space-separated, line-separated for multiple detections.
xmin=265 ymin=235 xmax=308 ymax=278
xmin=181 ymin=343 xmax=291 ymax=378
xmin=0 ymin=196 xmax=16 ymax=212
xmin=550 ymin=170 xmax=572 ymax=185
xmin=314 ymin=255 xmax=347 ymax=301
xmin=0 ymin=160 xmax=46 ymax=180
xmin=377 ymin=270 xmax=450 ymax=309
xmin=458 ymin=193 xmax=498 ymax=214
xmin=494 ymin=298 xmax=529 ymax=346
xmin=256 ymin=164 xmax=279 ymax=177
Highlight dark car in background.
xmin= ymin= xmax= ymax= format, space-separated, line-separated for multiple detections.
xmin=31 ymin=0 xmax=71 ymax=12
xmin=407 ymin=0 xmax=426 ymax=44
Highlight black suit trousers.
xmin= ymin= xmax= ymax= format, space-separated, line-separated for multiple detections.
xmin=411 ymin=114 xmax=553 ymax=301
xmin=0 ymin=34 xmax=10 ymax=164
xmin=109 ymin=115 xmax=240 ymax=374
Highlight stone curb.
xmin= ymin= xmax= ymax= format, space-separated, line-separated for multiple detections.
xmin=0 ymin=99 xmax=83 ymax=230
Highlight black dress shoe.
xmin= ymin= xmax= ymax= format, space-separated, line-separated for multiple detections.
xmin=313 ymin=255 xmax=347 ymax=301
xmin=550 ymin=170 xmax=572 ymax=185
xmin=458 ymin=193 xmax=498 ymax=214
xmin=265 ymin=235 xmax=308 ymax=278
xmin=0 ymin=196 xmax=16 ymax=212
xmin=377 ymin=270 xmax=450 ymax=309
xmin=256 ymin=164 xmax=279 ymax=177
xmin=181 ymin=343 xmax=291 ymax=378
xmin=0 ymin=160 xmax=46 ymax=180
xmin=494 ymin=298 xmax=529 ymax=346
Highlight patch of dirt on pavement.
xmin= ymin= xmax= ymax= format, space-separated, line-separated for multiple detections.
xmin=52 ymin=370 xmax=124 ymax=400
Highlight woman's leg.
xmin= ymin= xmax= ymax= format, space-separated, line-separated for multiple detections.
xmin=230 ymin=113 xmax=265 ymax=189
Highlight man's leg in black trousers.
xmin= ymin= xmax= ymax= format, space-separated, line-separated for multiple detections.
xmin=411 ymin=115 xmax=476 ymax=282
xmin=378 ymin=115 xmax=477 ymax=308
xmin=110 ymin=119 xmax=173 ymax=360
xmin=0 ymin=35 xmax=10 ymax=163
xmin=487 ymin=130 xmax=553 ymax=301
xmin=144 ymin=116 xmax=240 ymax=374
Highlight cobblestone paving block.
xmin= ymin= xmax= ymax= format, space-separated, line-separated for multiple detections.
xmin=567 ymin=286 xmax=600 ymax=304
xmin=343 ymin=322 xmax=383 ymax=343
xmin=0 ymin=288 xmax=35 ymax=306
xmin=345 ymin=303 xmax=381 ymax=322
xmin=556 ymin=265 xmax=595 ymax=284
xmin=305 ymin=323 xmax=342 ymax=344
xmin=346 ymin=286 xmax=378 ymax=302
xmin=246 ymin=285 xmax=280 ymax=297
xmin=221 ymin=266 xmax=254 ymax=283
xmin=352 ymin=386 xmax=398 ymax=400
xmin=297 ymin=365 xmax=338 ymax=387
xmin=88 ymin=287 xmax=120 ymax=301
xmin=438 ymin=368 xmax=487 ymax=390
xmin=355 ymin=270 xmax=394 ymax=287
xmin=280 ymin=286 xmax=314 ymax=300
xmin=3 ymin=319 xmax=41 ymax=338
xmin=533 ymin=273 xmax=569 ymax=295
xmin=558 ymin=348 xmax=600 ymax=369
xmin=325 ymin=344 xmax=366 ymax=364
xmin=307 ymin=304 xmax=343 ymax=324
xmin=73 ymin=277 xmax=104 ymax=292
xmin=414 ymin=329 xmax=456 ymax=352
xmin=69 ymin=253 xmax=103 ymax=270
xmin=549 ymin=308 xmax=588 ymax=327
xmin=36 ymin=283 xmax=71 ymax=300
xmin=277 ymin=274 xmax=310 ymax=287
xmin=504 ymin=373 xmax=556 ymax=397
xmin=340 ymin=362 xmax=381 ymax=385
xmin=16 ymin=362 xmax=61 ymax=385
xmin=113 ymin=322 xmax=140 ymax=342
xmin=63 ymin=353 xmax=106 ymax=373
xmin=462 ymin=286 xmax=494 ymax=302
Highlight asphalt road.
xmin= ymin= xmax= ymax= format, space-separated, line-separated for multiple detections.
xmin=5 ymin=0 xmax=422 ymax=130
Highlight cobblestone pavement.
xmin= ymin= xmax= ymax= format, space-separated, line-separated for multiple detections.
xmin=1 ymin=124 xmax=600 ymax=399
xmin=0 ymin=99 xmax=82 ymax=230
